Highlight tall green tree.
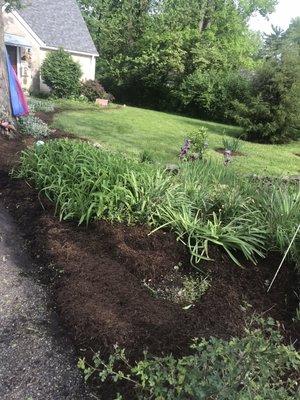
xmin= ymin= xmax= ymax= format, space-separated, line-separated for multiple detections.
xmin=77 ymin=0 xmax=278 ymax=119
xmin=233 ymin=20 xmax=300 ymax=143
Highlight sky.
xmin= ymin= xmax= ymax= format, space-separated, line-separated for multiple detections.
xmin=249 ymin=0 xmax=300 ymax=34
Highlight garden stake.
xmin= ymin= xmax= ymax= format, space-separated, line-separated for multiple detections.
xmin=267 ymin=223 xmax=300 ymax=293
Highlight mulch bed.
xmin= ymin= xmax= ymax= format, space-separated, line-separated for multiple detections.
xmin=0 ymin=131 xmax=299 ymax=398
xmin=215 ymin=147 xmax=245 ymax=156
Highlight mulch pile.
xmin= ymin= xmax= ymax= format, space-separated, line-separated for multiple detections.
xmin=0 ymin=130 xmax=298 ymax=398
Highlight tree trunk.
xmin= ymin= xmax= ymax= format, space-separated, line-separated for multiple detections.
xmin=199 ymin=0 xmax=214 ymax=33
xmin=0 ymin=1 xmax=12 ymax=117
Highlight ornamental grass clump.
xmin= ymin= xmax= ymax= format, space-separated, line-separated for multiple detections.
xmin=14 ymin=139 xmax=300 ymax=267
xmin=222 ymin=136 xmax=243 ymax=153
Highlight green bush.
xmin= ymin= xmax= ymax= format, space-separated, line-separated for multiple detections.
xmin=18 ymin=115 xmax=51 ymax=138
xmin=189 ymin=127 xmax=208 ymax=159
xmin=232 ymin=25 xmax=300 ymax=144
xmin=80 ymin=80 xmax=114 ymax=102
xmin=41 ymin=48 xmax=82 ymax=98
xmin=179 ymin=69 xmax=252 ymax=122
xmin=78 ymin=317 xmax=300 ymax=400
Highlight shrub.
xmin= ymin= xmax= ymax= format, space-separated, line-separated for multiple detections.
xmin=189 ymin=127 xmax=208 ymax=159
xmin=41 ymin=48 xmax=82 ymax=98
xmin=232 ymin=27 xmax=300 ymax=144
xmin=18 ymin=115 xmax=51 ymax=138
xmin=78 ymin=317 xmax=300 ymax=399
xmin=222 ymin=136 xmax=243 ymax=153
xmin=80 ymin=80 xmax=114 ymax=102
xmin=28 ymin=97 xmax=55 ymax=113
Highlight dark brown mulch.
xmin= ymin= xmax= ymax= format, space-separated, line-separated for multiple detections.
xmin=215 ymin=147 xmax=245 ymax=156
xmin=0 ymin=133 xmax=299 ymax=399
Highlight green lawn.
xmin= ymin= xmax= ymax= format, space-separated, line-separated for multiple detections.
xmin=53 ymin=101 xmax=300 ymax=176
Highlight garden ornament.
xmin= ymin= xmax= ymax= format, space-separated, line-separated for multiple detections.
xmin=224 ymin=149 xmax=232 ymax=166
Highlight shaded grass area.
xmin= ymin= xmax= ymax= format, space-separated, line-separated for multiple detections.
xmin=52 ymin=101 xmax=300 ymax=176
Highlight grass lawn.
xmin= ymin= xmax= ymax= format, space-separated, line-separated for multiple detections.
xmin=53 ymin=101 xmax=300 ymax=176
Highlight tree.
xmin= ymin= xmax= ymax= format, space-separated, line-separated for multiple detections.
xmin=233 ymin=21 xmax=300 ymax=143
xmin=77 ymin=0 xmax=278 ymax=119
xmin=0 ymin=0 xmax=21 ymax=117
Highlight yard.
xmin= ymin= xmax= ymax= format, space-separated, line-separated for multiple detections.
xmin=52 ymin=101 xmax=300 ymax=176
xmin=1 ymin=0 xmax=300 ymax=397
xmin=0 ymin=98 xmax=299 ymax=399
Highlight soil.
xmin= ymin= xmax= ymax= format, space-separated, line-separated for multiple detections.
xmin=0 ymin=204 xmax=91 ymax=400
xmin=0 ymin=124 xmax=299 ymax=399
xmin=215 ymin=147 xmax=245 ymax=156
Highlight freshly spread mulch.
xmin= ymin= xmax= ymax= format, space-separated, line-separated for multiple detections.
xmin=0 ymin=131 xmax=299 ymax=399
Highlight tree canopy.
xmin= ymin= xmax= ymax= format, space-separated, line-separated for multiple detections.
xmin=77 ymin=0 xmax=279 ymax=121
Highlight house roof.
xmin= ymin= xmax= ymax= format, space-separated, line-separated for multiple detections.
xmin=18 ymin=0 xmax=99 ymax=55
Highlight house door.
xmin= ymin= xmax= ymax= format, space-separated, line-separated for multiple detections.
xmin=6 ymin=45 xmax=18 ymax=75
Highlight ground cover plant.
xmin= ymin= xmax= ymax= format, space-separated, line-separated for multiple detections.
xmin=27 ymin=97 xmax=55 ymax=113
xmin=18 ymin=115 xmax=51 ymax=138
xmin=14 ymin=139 xmax=300 ymax=268
xmin=79 ymin=317 xmax=300 ymax=400
xmin=52 ymin=102 xmax=300 ymax=176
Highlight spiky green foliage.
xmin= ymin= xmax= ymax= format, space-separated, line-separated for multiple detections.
xmin=14 ymin=139 xmax=300 ymax=266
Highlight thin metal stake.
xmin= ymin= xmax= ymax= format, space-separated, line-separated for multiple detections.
xmin=267 ymin=224 xmax=300 ymax=293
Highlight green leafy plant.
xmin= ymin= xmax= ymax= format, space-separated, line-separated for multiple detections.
xmin=179 ymin=275 xmax=211 ymax=305
xmin=139 ymin=150 xmax=155 ymax=164
xmin=78 ymin=317 xmax=300 ymax=400
xmin=254 ymin=186 xmax=300 ymax=263
xmin=189 ymin=127 xmax=208 ymax=159
xmin=27 ymin=97 xmax=55 ymax=113
xmin=18 ymin=115 xmax=51 ymax=138
xmin=222 ymin=136 xmax=243 ymax=153
xmin=41 ymin=48 xmax=82 ymax=98
xmin=143 ymin=273 xmax=211 ymax=307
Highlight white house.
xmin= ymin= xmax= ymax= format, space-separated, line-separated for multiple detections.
xmin=3 ymin=0 xmax=99 ymax=93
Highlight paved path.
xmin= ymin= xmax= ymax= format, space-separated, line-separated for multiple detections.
xmin=0 ymin=205 xmax=90 ymax=400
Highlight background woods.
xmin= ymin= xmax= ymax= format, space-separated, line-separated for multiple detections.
xmin=78 ymin=0 xmax=299 ymax=143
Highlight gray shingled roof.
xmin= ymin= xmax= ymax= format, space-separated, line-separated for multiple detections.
xmin=19 ymin=0 xmax=99 ymax=55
